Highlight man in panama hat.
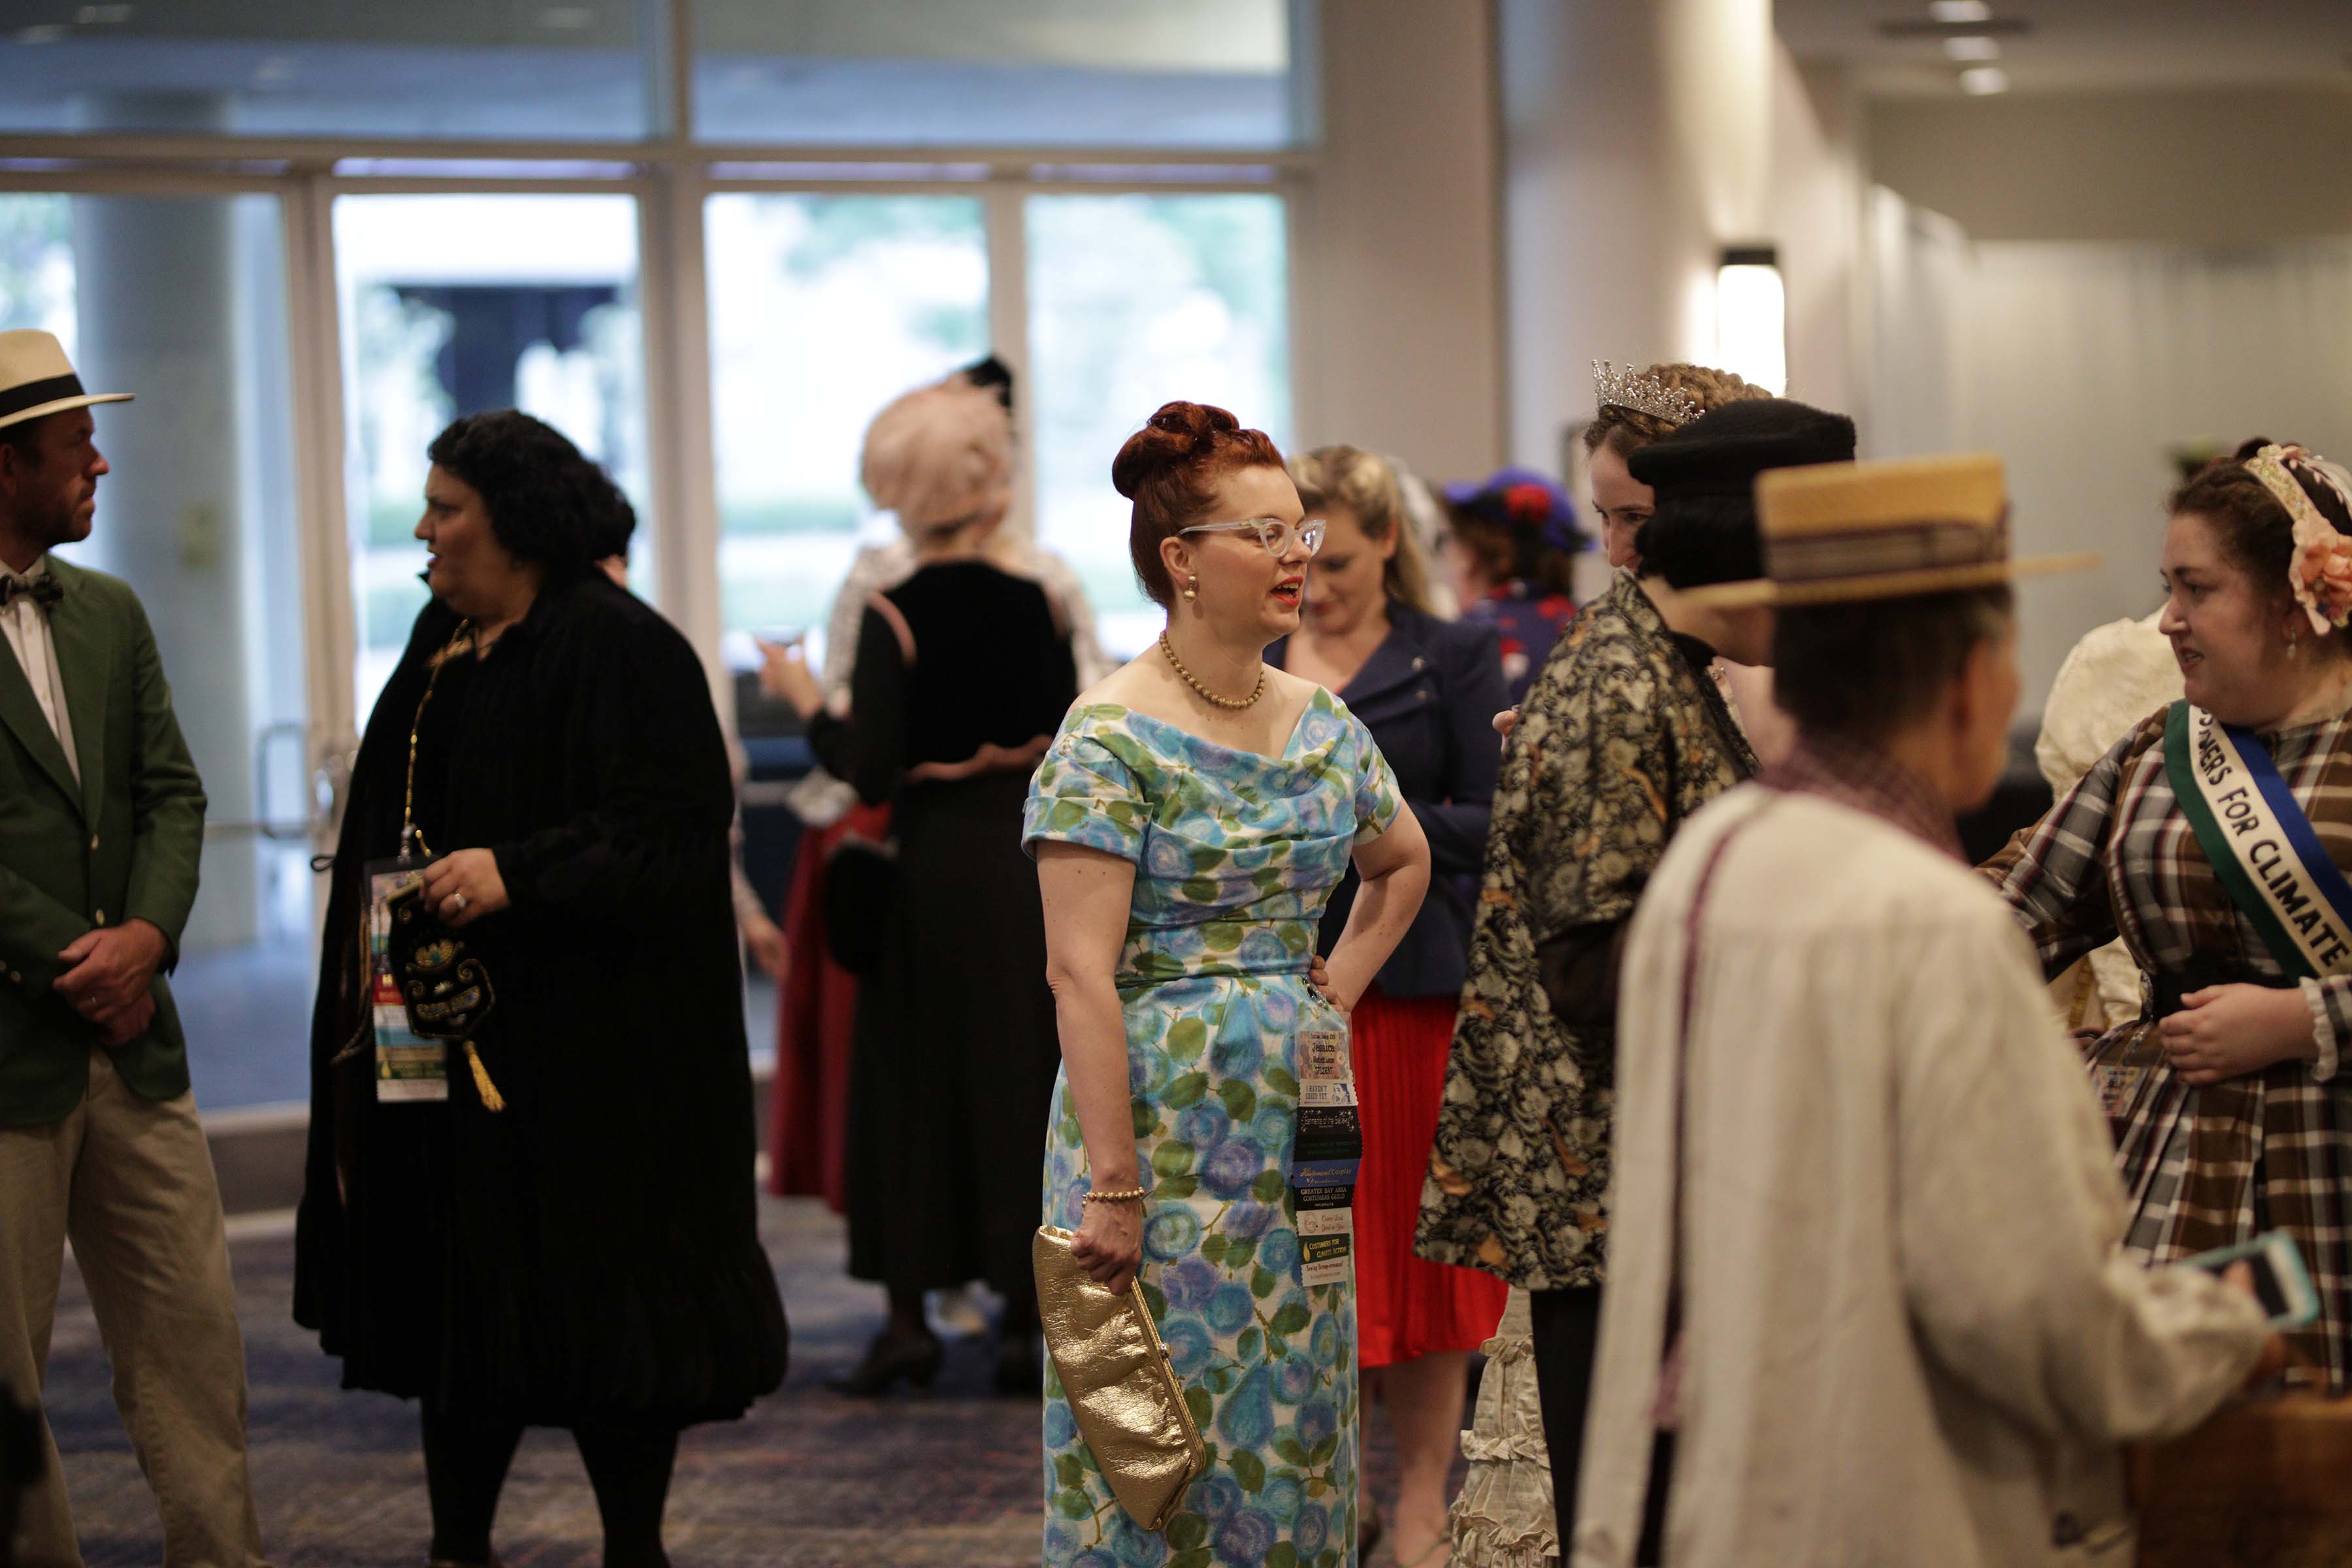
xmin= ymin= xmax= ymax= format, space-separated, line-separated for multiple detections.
xmin=0 ymin=329 xmax=265 ymax=1565
xmin=1571 ymin=454 xmax=2276 ymax=1567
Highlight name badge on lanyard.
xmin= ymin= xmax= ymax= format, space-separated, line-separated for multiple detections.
xmin=365 ymin=857 xmax=448 ymax=1102
xmin=1291 ymin=1028 xmax=1362 ymax=1288
xmin=362 ymin=622 xmax=479 ymax=1105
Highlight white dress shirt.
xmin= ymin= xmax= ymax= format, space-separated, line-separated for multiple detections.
xmin=0 ymin=557 xmax=79 ymax=783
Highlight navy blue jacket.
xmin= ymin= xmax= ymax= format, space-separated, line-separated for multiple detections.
xmin=1270 ymin=604 xmax=1506 ymax=998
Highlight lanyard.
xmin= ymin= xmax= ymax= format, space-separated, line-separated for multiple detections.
xmin=399 ymin=621 xmax=478 ymax=864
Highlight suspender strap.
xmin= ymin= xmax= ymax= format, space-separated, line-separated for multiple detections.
xmin=1660 ymin=808 xmax=1767 ymax=1418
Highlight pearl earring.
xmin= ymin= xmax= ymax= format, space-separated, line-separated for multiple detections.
xmin=1183 ymin=578 xmax=1198 ymax=601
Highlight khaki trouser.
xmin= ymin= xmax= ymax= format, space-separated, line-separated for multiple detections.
xmin=0 ymin=1047 xmax=267 ymax=1568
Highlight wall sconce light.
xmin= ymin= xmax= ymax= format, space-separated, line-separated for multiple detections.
xmin=1716 ymin=244 xmax=1786 ymax=396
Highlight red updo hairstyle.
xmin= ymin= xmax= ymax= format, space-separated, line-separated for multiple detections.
xmin=1115 ymin=400 xmax=1286 ymax=607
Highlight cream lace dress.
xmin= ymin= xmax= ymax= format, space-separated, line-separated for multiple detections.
xmin=1448 ymin=1288 xmax=1556 ymax=1565
xmin=2030 ymin=611 xmax=2181 ymax=1030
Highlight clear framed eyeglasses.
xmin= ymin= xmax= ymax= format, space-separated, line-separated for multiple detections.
xmin=1177 ymin=515 xmax=1326 ymax=559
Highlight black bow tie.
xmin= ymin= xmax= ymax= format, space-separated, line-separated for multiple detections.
xmin=0 ymin=575 xmax=61 ymax=610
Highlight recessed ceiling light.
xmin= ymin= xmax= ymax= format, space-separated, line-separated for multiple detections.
xmin=1959 ymin=65 xmax=2010 ymax=95
xmin=1943 ymin=35 xmax=2002 ymax=61
xmin=1881 ymin=12 xmax=2029 ymax=39
xmin=74 ymin=4 xmax=131 ymax=21
xmin=16 ymin=23 xmax=67 ymax=42
xmin=537 ymin=5 xmax=595 ymax=27
xmin=1929 ymin=0 xmax=1993 ymax=21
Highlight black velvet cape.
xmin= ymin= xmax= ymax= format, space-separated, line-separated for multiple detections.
xmin=292 ymin=574 xmax=788 ymax=1425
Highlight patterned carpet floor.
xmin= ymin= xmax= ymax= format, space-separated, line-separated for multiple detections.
xmin=42 ymin=1196 xmax=1450 ymax=1567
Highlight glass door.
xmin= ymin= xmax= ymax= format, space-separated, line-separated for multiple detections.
xmin=332 ymin=191 xmax=649 ymax=723
xmin=703 ymin=191 xmax=989 ymax=667
xmin=1025 ymin=191 xmax=1292 ymax=659
xmin=0 ymin=190 xmax=319 ymax=1110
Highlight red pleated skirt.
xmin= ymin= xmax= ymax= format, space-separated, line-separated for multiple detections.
xmin=762 ymin=804 xmax=887 ymax=1212
xmin=1352 ymin=985 xmax=1509 ymax=1367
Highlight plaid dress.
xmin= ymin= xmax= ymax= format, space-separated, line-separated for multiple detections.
xmin=1985 ymin=704 xmax=2352 ymax=1387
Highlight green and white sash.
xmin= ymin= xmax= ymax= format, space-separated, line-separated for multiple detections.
xmin=2164 ymin=700 xmax=2352 ymax=980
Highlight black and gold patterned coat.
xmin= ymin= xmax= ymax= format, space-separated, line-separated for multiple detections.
xmin=1415 ymin=572 xmax=1757 ymax=1290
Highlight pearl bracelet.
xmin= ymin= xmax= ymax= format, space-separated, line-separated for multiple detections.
xmin=1081 ymin=1186 xmax=1148 ymax=1205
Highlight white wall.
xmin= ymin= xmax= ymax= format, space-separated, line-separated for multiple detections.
xmin=1860 ymin=187 xmax=1967 ymax=461
xmin=1861 ymin=204 xmax=2352 ymax=710
xmin=1298 ymin=0 xmax=1505 ymax=483
xmin=1770 ymin=50 xmax=1864 ymax=419
xmin=1496 ymin=0 xmax=1774 ymax=475
xmin=1848 ymin=83 xmax=2352 ymax=711
xmin=1869 ymin=88 xmax=2352 ymax=244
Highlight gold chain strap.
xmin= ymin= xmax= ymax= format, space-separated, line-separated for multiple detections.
xmin=400 ymin=621 xmax=478 ymax=862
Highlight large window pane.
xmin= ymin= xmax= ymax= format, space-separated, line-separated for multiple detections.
xmin=1028 ymin=191 xmax=1290 ymax=656
xmin=335 ymin=193 xmax=647 ymax=718
xmin=694 ymin=0 xmax=1305 ymax=148
xmin=0 ymin=3 xmax=653 ymax=140
xmin=0 ymin=191 xmax=311 ymax=1111
xmin=706 ymin=193 xmax=988 ymax=662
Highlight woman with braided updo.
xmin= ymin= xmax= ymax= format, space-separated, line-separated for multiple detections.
xmin=1026 ymin=400 xmax=1430 ymax=1567
xmin=1582 ymin=360 xmax=1769 ymax=572
xmin=1987 ymin=437 xmax=2352 ymax=1389
xmin=1419 ymin=393 xmax=1854 ymax=1558
xmin=1429 ymin=364 xmax=1769 ymax=1568
xmin=1584 ymin=360 xmax=1789 ymax=760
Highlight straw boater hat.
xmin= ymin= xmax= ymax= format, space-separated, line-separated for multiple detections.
xmin=0 ymin=330 xmax=130 ymax=433
xmin=1687 ymin=452 xmax=2097 ymax=608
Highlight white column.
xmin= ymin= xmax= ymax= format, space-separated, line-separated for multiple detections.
xmin=1300 ymin=0 xmax=1505 ymax=479
xmin=69 ymin=91 xmax=259 ymax=950
xmin=71 ymin=193 xmax=257 ymax=949
xmin=1497 ymin=0 xmax=1775 ymax=471
xmin=1772 ymin=49 xmax=1867 ymax=421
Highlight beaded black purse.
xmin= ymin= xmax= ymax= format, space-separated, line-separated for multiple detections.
xmin=385 ymin=879 xmax=504 ymax=1109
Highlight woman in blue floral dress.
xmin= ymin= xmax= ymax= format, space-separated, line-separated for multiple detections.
xmin=1027 ymin=402 xmax=1431 ymax=1568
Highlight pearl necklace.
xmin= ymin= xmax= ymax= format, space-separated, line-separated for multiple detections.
xmin=1159 ymin=632 xmax=1265 ymax=710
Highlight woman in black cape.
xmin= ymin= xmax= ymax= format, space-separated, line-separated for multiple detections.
xmin=293 ymin=411 xmax=787 ymax=1568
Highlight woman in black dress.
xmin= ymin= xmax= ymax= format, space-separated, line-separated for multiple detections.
xmin=293 ymin=411 xmax=787 ymax=1568
xmin=766 ymin=368 xmax=1079 ymax=1395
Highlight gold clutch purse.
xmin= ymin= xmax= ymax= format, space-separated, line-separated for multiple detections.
xmin=1033 ymin=1225 xmax=1207 ymax=1532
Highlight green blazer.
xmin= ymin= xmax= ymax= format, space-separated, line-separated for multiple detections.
xmin=0 ymin=555 xmax=206 ymax=1126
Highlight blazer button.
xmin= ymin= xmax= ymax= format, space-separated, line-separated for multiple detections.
xmin=93 ymin=909 xmax=105 ymax=925
xmin=1412 ymin=655 xmax=1426 ymax=670
xmin=89 ymin=834 xmax=98 ymax=850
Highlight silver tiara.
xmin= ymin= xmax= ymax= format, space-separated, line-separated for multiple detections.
xmin=1592 ymin=360 xmax=1703 ymax=427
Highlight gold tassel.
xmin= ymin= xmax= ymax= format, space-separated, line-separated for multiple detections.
xmin=465 ymin=1040 xmax=506 ymax=1112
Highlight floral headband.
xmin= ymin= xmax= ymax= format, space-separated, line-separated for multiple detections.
xmin=2247 ymin=444 xmax=2352 ymax=635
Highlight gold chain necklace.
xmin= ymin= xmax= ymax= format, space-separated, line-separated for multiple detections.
xmin=1159 ymin=632 xmax=1265 ymax=710
xmin=400 ymin=621 xmax=479 ymax=862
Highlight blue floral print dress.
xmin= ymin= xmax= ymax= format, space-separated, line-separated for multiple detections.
xmin=1024 ymin=688 xmax=1404 ymax=1568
